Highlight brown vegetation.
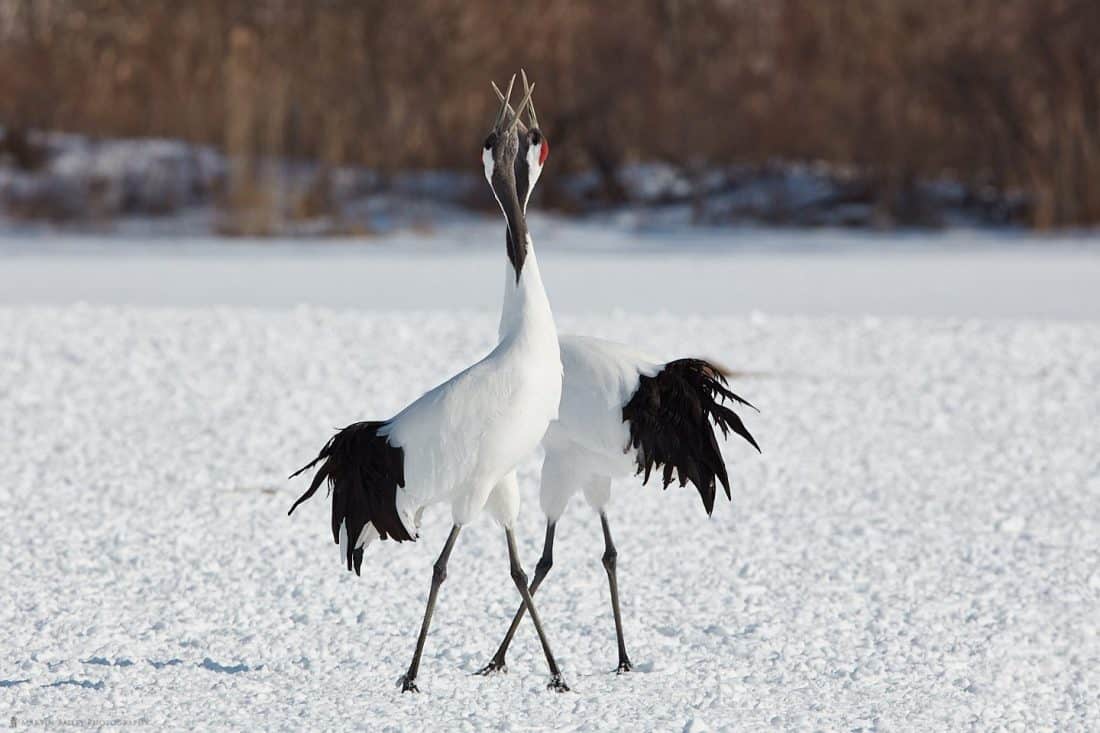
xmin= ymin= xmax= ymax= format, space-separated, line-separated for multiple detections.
xmin=0 ymin=0 xmax=1098 ymax=228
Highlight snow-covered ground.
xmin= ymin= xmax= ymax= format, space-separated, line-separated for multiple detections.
xmin=2 ymin=228 xmax=1099 ymax=730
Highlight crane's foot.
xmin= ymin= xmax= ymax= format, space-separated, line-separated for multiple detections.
xmin=475 ymin=658 xmax=507 ymax=676
xmin=400 ymin=674 xmax=419 ymax=693
xmin=617 ymin=658 xmax=634 ymax=674
xmin=548 ymin=673 xmax=570 ymax=692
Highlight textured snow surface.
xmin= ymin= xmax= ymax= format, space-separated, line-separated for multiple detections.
xmin=2 ymin=306 xmax=1099 ymax=730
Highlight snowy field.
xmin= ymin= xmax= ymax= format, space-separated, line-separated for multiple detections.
xmin=2 ymin=227 xmax=1099 ymax=730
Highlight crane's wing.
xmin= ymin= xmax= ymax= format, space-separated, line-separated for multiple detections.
xmin=288 ymin=420 xmax=411 ymax=576
xmin=622 ymin=358 xmax=759 ymax=514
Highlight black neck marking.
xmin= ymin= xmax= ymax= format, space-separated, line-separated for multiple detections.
xmin=515 ymin=137 xmax=532 ymax=212
xmin=505 ymin=227 xmax=526 ymax=283
xmin=492 ymin=167 xmax=528 ymax=283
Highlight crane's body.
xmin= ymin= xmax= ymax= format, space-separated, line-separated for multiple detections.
xmin=538 ymin=335 xmax=658 ymax=517
xmin=384 ymin=249 xmax=560 ymax=531
xmin=542 ymin=334 xmax=758 ymax=519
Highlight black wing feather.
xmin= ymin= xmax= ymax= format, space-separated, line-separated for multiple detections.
xmin=288 ymin=421 xmax=412 ymax=576
xmin=622 ymin=358 xmax=760 ymax=515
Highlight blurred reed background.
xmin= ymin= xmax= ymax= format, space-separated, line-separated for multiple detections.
xmin=0 ymin=0 xmax=1097 ymax=232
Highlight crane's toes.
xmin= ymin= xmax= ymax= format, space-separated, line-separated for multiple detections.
xmin=399 ymin=675 xmax=420 ymax=693
xmin=617 ymin=659 xmax=634 ymax=674
xmin=547 ymin=674 xmax=570 ymax=693
xmin=475 ymin=659 xmax=507 ymax=676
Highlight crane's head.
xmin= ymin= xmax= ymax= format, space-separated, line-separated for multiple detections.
xmin=482 ymin=73 xmax=536 ymax=281
xmin=491 ymin=69 xmax=549 ymax=210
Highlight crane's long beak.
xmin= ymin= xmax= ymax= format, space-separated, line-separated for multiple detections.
xmin=492 ymin=81 xmax=527 ymax=133
xmin=492 ymin=74 xmax=516 ymax=130
xmin=521 ymin=68 xmax=539 ymax=129
xmin=491 ymin=77 xmax=535 ymax=135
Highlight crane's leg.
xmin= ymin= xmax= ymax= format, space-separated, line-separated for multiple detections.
xmin=401 ymin=524 xmax=461 ymax=693
xmin=505 ymin=527 xmax=569 ymax=691
xmin=477 ymin=521 xmax=556 ymax=675
xmin=600 ymin=512 xmax=632 ymax=673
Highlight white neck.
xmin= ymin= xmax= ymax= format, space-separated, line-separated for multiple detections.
xmin=498 ymin=234 xmax=556 ymax=342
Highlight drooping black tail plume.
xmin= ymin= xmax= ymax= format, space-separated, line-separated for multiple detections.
xmin=622 ymin=358 xmax=760 ymax=515
xmin=288 ymin=421 xmax=412 ymax=575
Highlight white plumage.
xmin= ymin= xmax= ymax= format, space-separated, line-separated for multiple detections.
xmin=538 ymin=335 xmax=659 ymax=518
xmin=381 ymin=250 xmax=560 ymax=532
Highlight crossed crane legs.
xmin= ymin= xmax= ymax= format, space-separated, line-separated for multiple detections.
xmin=477 ymin=512 xmax=633 ymax=676
xmin=400 ymin=525 xmax=569 ymax=692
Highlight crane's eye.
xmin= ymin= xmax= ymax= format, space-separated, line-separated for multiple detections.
xmin=528 ymin=130 xmax=542 ymax=147
xmin=483 ymin=133 xmax=497 ymax=151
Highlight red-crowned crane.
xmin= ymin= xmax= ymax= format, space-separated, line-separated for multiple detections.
xmin=289 ymin=76 xmax=571 ymax=692
xmin=478 ymin=73 xmax=761 ymax=676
